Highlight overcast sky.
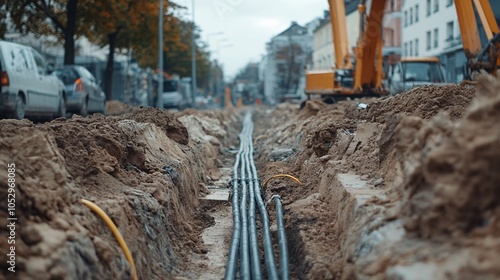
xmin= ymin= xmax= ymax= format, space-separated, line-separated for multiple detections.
xmin=175 ymin=0 xmax=329 ymax=80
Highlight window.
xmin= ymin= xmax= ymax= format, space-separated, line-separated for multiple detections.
xmin=434 ymin=0 xmax=439 ymax=13
xmin=404 ymin=11 xmax=408 ymax=27
xmin=410 ymin=8 xmax=413 ymax=24
xmin=426 ymin=31 xmax=432 ymax=50
xmin=434 ymin=28 xmax=439 ymax=48
xmin=409 ymin=41 xmax=413 ymax=56
xmin=426 ymin=0 xmax=431 ymax=16
xmin=446 ymin=21 xmax=454 ymax=41
xmin=403 ymin=62 xmax=446 ymax=82
xmin=391 ymin=0 xmax=395 ymax=11
xmin=404 ymin=43 xmax=408 ymax=56
xmin=447 ymin=0 xmax=453 ymax=7
xmin=32 ymin=50 xmax=46 ymax=75
xmin=415 ymin=5 xmax=419 ymax=22
xmin=415 ymin=39 xmax=419 ymax=56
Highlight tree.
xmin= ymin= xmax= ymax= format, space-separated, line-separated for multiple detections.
xmin=84 ymin=0 xmax=189 ymax=100
xmin=162 ymin=19 xmax=211 ymax=91
xmin=275 ymin=40 xmax=303 ymax=98
xmin=0 ymin=2 xmax=7 ymax=38
xmin=6 ymin=0 xmax=86 ymax=65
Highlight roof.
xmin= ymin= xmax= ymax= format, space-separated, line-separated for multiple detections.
xmin=313 ymin=1 xmax=361 ymax=33
xmin=345 ymin=0 xmax=360 ymax=15
xmin=276 ymin=22 xmax=308 ymax=38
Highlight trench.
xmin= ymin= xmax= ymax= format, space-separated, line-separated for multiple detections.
xmin=191 ymin=110 xmax=291 ymax=280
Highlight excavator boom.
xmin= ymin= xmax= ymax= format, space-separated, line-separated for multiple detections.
xmin=455 ymin=0 xmax=500 ymax=78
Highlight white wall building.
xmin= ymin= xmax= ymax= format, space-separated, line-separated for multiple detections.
xmin=402 ymin=0 xmax=466 ymax=82
xmin=312 ymin=12 xmax=334 ymax=70
xmin=312 ymin=1 xmax=361 ymax=70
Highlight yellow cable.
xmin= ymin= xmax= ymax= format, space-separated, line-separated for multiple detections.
xmin=81 ymin=199 xmax=138 ymax=280
xmin=253 ymin=134 xmax=269 ymax=146
xmin=262 ymin=174 xmax=302 ymax=191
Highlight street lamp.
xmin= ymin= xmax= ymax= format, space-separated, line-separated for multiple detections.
xmin=157 ymin=0 xmax=164 ymax=108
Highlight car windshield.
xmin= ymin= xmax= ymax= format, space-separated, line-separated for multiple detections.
xmin=403 ymin=62 xmax=445 ymax=83
xmin=163 ymin=80 xmax=178 ymax=92
xmin=54 ymin=68 xmax=79 ymax=85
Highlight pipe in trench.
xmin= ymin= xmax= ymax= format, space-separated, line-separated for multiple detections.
xmin=239 ymin=138 xmax=251 ymax=279
xmin=225 ymin=111 xmax=290 ymax=280
xmin=224 ymin=131 xmax=244 ymax=280
xmin=273 ymin=195 xmax=290 ymax=280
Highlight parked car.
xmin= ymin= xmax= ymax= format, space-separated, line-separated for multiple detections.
xmin=53 ymin=65 xmax=106 ymax=116
xmin=161 ymin=78 xmax=184 ymax=109
xmin=0 ymin=41 xmax=66 ymax=120
xmin=155 ymin=75 xmax=193 ymax=110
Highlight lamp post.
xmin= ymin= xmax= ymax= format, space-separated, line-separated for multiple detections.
xmin=157 ymin=0 xmax=163 ymax=108
xmin=191 ymin=0 xmax=196 ymax=103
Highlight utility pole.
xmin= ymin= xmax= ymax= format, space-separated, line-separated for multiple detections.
xmin=157 ymin=0 xmax=163 ymax=108
xmin=191 ymin=0 xmax=196 ymax=103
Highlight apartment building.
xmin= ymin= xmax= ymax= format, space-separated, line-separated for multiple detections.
xmin=402 ymin=0 xmax=467 ymax=82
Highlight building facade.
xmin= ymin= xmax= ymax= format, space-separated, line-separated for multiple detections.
xmin=312 ymin=11 xmax=334 ymax=70
xmin=403 ymin=0 xmax=500 ymax=83
xmin=383 ymin=0 xmax=403 ymax=55
xmin=261 ymin=21 xmax=317 ymax=103
xmin=402 ymin=0 xmax=464 ymax=82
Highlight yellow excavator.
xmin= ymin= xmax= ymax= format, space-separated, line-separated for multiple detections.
xmin=305 ymin=0 xmax=390 ymax=100
xmin=305 ymin=0 xmax=500 ymax=100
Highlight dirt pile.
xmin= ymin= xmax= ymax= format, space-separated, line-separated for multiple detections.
xmin=398 ymin=75 xmax=500 ymax=237
xmin=347 ymin=84 xmax=476 ymax=122
xmin=0 ymin=107 xmax=237 ymax=279
xmin=120 ymin=107 xmax=189 ymax=145
xmin=105 ymin=100 xmax=137 ymax=116
xmin=254 ymin=79 xmax=500 ymax=278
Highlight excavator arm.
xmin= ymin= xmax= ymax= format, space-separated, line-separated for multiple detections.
xmin=455 ymin=0 xmax=500 ymax=78
xmin=352 ymin=0 xmax=387 ymax=93
xmin=328 ymin=0 xmax=351 ymax=69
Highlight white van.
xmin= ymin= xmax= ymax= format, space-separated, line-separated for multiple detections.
xmin=0 ymin=41 xmax=66 ymax=119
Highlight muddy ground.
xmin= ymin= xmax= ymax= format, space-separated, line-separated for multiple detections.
xmin=1 ymin=75 xmax=500 ymax=279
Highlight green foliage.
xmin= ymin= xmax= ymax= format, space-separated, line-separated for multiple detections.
xmin=3 ymin=0 xmax=213 ymax=87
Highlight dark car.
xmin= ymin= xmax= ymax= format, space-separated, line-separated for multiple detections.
xmin=53 ymin=65 xmax=106 ymax=116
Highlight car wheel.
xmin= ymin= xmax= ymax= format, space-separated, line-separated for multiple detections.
xmin=56 ymin=96 xmax=67 ymax=118
xmin=79 ymin=99 xmax=88 ymax=117
xmin=12 ymin=96 xmax=25 ymax=120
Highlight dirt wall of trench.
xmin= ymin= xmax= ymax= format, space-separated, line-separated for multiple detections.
xmin=0 ymin=107 xmax=240 ymax=280
xmin=255 ymin=77 xmax=500 ymax=279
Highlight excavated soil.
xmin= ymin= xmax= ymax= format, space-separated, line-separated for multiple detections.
xmin=0 ymin=106 xmax=241 ymax=280
xmin=1 ymin=75 xmax=500 ymax=280
xmin=254 ymin=77 xmax=500 ymax=279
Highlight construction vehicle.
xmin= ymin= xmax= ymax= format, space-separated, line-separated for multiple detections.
xmin=305 ymin=0 xmax=500 ymax=100
xmin=455 ymin=0 xmax=499 ymax=79
xmin=305 ymin=0 xmax=390 ymax=100
xmin=386 ymin=57 xmax=447 ymax=96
